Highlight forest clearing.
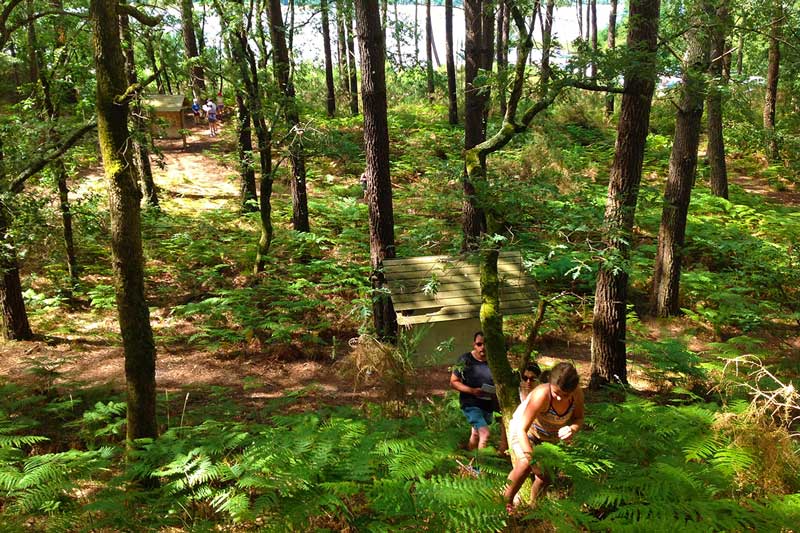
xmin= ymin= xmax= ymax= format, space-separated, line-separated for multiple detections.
xmin=1 ymin=0 xmax=800 ymax=531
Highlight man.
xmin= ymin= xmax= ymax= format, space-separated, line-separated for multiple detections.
xmin=204 ymin=98 xmax=218 ymax=137
xmin=450 ymin=331 xmax=496 ymax=449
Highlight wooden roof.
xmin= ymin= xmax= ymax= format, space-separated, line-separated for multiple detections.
xmin=143 ymin=95 xmax=190 ymax=113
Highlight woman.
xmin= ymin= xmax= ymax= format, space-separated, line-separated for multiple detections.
xmin=505 ymin=362 xmax=584 ymax=509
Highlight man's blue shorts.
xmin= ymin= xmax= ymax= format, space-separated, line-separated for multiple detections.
xmin=462 ymin=406 xmax=493 ymax=429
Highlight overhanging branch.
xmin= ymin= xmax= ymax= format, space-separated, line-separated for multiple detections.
xmin=11 ymin=121 xmax=97 ymax=193
xmin=118 ymin=3 xmax=161 ymax=27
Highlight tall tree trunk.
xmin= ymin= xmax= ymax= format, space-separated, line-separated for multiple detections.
xmin=381 ymin=0 xmax=387 ymax=30
xmin=480 ymin=0 xmax=495 ymax=126
xmin=120 ymin=5 xmax=159 ymax=209
xmin=236 ymin=93 xmax=258 ymax=212
xmin=354 ymin=0 xmax=397 ymax=342
xmin=181 ymin=0 xmax=206 ymax=99
xmin=736 ymin=31 xmax=744 ymax=77
xmin=31 ymin=7 xmax=80 ymax=301
xmin=394 ymin=0 xmax=403 ymax=69
xmin=445 ymin=0 xmax=457 ymax=124
xmin=216 ymin=0 xmax=275 ymax=270
xmin=414 ymin=1 xmax=419 ymax=65
xmin=268 ymin=0 xmax=310 ymax=232
xmin=707 ymin=0 xmax=729 ymax=199
xmin=198 ymin=0 xmax=206 ymax=56
xmin=346 ymin=5 xmax=359 ymax=115
xmin=540 ymin=0 xmax=555 ymax=94
xmin=425 ymin=0 xmax=434 ymax=98
xmin=497 ymin=0 xmax=510 ymax=118
xmin=590 ymin=0 xmax=597 ymax=79
xmin=0 ymin=138 xmax=33 ymax=341
xmin=605 ymin=0 xmax=618 ymax=116
xmin=89 ymin=0 xmax=157 ymax=443
xmin=652 ymin=17 xmax=710 ymax=317
xmin=576 ymin=0 xmax=583 ymax=41
xmin=462 ymin=0 xmax=488 ymax=250
xmin=590 ymin=0 xmax=660 ymax=388
xmin=763 ymin=0 xmax=781 ymax=161
xmin=143 ymin=30 xmax=164 ymax=93
xmin=337 ymin=1 xmax=350 ymax=94
xmin=321 ymin=0 xmax=336 ymax=117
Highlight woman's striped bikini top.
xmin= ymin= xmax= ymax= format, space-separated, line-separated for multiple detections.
xmin=531 ymin=385 xmax=575 ymax=441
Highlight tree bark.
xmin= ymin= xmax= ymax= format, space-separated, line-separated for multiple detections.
xmin=394 ymin=0 xmax=403 ymax=69
xmin=143 ymin=30 xmax=164 ymax=93
xmin=414 ymin=1 xmax=419 ymax=64
xmin=90 ymin=0 xmax=157 ymax=443
xmin=425 ymin=0 xmax=434 ymax=99
xmin=497 ymin=0 xmax=510 ymax=118
xmin=236 ymin=92 xmax=258 ymax=212
xmin=605 ymin=0 xmax=618 ymax=116
xmin=336 ymin=0 xmax=350 ymax=94
xmin=346 ymin=4 xmax=359 ymax=115
xmin=321 ymin=0 xmax=336 ymax=117
xmin=181 ymin=0 xmax=205 ymax=99
xmin=445 ymin=0 xmax=457 ymax=124
xmin=652 ymin=17 xmax=710 ymax=317
xmin=590 ymin=0 xmax=597 ymax=79
xmin=120 ymin=5 xmax=159 ymax=209
xmin=268 ymin=0 xmax=310 ymax=233
xmin=354 ymin=0 xmax=397 ymax=342
xmin=591 ymin=0 xmax=660 ymax=388
xmin=707 ymin=0 xmax=729 ymax=199
xmin=462 ymin=0 xmax=488 ymax=251
xmin=763 ymin=0 xmax=781 ymax=161
xmin=540 ymin=0 xmax=554 ymax=94
xmin=0 ymin=137 xmax=33 ymax=341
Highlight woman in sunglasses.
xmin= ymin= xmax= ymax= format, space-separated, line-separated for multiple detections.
xmin=505 ymin=362 xmax=584 ymax=509
xmin=519 ymin=362 xmax=543 ymax=401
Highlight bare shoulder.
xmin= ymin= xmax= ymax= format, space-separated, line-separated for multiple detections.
xmin=527 ymin=384 xmax=550 ymax=411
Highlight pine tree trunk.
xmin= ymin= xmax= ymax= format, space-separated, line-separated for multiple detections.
xmin=236 ymin=93 xmax=258 ymax=212
xmin=181 ymin=0 xmax=206 ymax=99
xmin=0 ymin=173 xmax=33 ymax=341
xmin=336 ymin=1 xmax=350 ymax=94
xmin=120 ymin=6 xmax=159 ymax=209
xmin=605 ymin=0 xmax=618 ymax=116
xmin=90 ymin=0 xmax=157 ymax=443
xmin=707 ymin=1 xmax=729 ymax=199
xmin=652 ymin=20 xmax=709 ymax=317
xmin=497 ymin=0 xmax=509 ymax=118
xmin=394 ymin=0 xmax=403 ymax=69
xmin=346 ymin=5 xmax=359 ymax=115
xmin=576 ymin=0 xmax=583 ymax=41
xmin=763 ymin=0 xmax=781 ymax=161
xmin=414 ymin=1 xmax=419 ymax=65
xmin=591 ymin=0 xmax=660 ymax=388
xmin=268 ymin=0 xmax=310 ymax=233
xmin=590 ymin=0 xmax=597 ymax=79
xmin=736 ymin=32 xmax=744 ymax=77
xmin=354 ymin=0 xmax=397 ymax=342
xmin=462 ymin=0 xmax=488 ymax=251
xmin=321 ymin=0 xmax=336 ymax=117
xmin=143 ymin=31 xmax=164 ymax=93
xmin=541 ymin=0 xmax=555 ymax=94
xmin=425 ymin=0 xmax=434 ymax=98
xmin=445 ymin=0 xmax=457 ymax=124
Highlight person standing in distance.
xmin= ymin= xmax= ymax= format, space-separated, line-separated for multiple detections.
xmin=450 ymin=332 xmax=497 ymax=449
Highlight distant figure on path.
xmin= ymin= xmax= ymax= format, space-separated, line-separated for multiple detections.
xmin=216 ymin=91 xmax=225 ymax=117
xmin=204 ymin=99 xmax=218 ymax=137
xmin=450 ymin=332 xmax=498 ymax=449
xmin=191 ymin=98 xmax=201 ymax=124
xmin=505 ymin=362 xmax=584 ymax=510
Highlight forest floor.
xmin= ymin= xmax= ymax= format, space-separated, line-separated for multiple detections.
xmin=1 ymin=118 xmax=799 ymax=420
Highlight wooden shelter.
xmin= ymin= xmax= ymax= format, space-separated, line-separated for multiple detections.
xmin=383 ymin=251 xmax=537 ymax=362
xmin=143 ymin=95 xmax=190 ymax=139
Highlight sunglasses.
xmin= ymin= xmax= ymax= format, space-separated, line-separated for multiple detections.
xmin=474 ymin=342 xmax=484 ymax=346
xmin=522 ymin=375 xmax=537 ymax=382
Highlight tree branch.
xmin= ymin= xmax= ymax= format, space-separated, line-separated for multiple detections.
xmin=114 ymin=70 xmax=162 ymax=105
xmin=118 ymin=3 xmax=161 ymax=27
xmin=11 ymin=121 xmax=97 ymax=193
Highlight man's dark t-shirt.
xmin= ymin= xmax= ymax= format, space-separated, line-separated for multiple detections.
xmin=453 ymin=352 xmax=495 ymax=411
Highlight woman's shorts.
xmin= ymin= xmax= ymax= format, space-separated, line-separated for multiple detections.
xmin=509 ymin=430 xmax=546 ymax=460
xmin=461 ymin=406 xmax=493 ymax=429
